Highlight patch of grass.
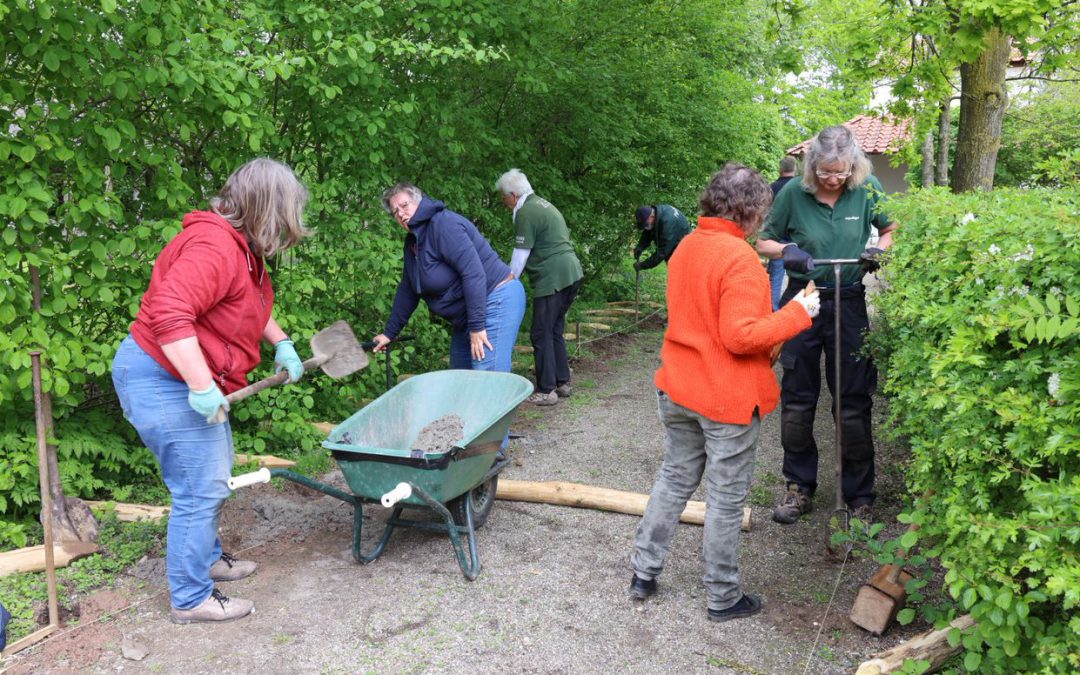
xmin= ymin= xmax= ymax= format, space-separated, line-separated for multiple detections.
xmin=705 ymin=655 xmax=767 ymax=674
xmin=748 ymin=483 xmax=774 ymax=507
xmin=813 ymin=590 xmax=831 ymax=604
xmin=816 ymin=645 xmax=836 ymax=662
xmin=0 ymin=508 xmax=166 ymax=644
xmin=271 ymin=633 xmax=295 ymax=645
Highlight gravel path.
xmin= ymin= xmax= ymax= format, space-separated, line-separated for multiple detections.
xmin=6 ymin=326 xmax=923 ymax=674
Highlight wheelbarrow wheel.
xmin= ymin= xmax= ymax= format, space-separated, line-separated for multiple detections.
xmin=449 ymin=476 xmax=498 ymax=530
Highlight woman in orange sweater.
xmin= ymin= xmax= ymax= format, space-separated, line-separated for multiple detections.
xmin=628 ymin=163 xmax=820 ymax=622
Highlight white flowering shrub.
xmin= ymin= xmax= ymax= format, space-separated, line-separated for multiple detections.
xmin=869 ymin=187 xmax=1079 ymax=672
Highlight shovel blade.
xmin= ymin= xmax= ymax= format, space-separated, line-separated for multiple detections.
xmin=309 ymin=320 xmax=369 ymax=378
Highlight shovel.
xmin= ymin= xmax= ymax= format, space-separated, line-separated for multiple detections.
xmin=209 ymin=320 xmax=368 ymax=423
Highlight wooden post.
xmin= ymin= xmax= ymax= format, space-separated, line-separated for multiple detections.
xmin=855 ymin=614 xmax=975 ymax=674
xmin=30 ymin=351 xmax=59 ymax=629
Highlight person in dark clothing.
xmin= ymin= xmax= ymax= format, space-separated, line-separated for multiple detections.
xmin=767 ymin=156 xmax=798 ymax=311
xmin=755 ymin=125 xmax=897 ymax=526
xmin=633 ymin=205 xmax=691 ymax=271
xmin=373 ymin=183 xmax=525 ymax=374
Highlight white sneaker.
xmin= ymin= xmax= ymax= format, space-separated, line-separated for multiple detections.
xmin=526 ymin=391 xmax=558 ymax=406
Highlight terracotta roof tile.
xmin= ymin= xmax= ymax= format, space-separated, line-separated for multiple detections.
xmin=787 ymin=115 xmax=911 ymax=157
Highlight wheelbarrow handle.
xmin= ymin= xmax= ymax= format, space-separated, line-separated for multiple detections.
xmin=228 ymin=467 xmax=271 ymax=490
xmin=811 ymin=258 xmax=861 ymax=266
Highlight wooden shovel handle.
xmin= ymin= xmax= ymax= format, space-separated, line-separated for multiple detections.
xmin=225 ymin=356 xmax=324 ymax=404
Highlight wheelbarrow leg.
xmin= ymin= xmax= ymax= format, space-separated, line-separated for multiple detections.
xmin=353 ymin=504 xmax=402 ymax=565
xmin=409 ymin=484 xmax=481 ymax=581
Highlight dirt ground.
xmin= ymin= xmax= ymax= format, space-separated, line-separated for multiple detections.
xmin=3 ymin=323 xmax=926 ymax=674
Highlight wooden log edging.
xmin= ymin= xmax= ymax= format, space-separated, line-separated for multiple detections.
xmin=496 ymin=479 xmax=752 ymax=531
xmin=855 ymin=614 xmax=976 ymax=674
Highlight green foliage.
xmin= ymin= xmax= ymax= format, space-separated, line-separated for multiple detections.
xmin=0 ymin=0 xmax=788 ymax=528
xmin=868 ymin=187 xmax=1080 ymax=672
xmin=0 ymin=508 xmax=166 ymax=644
xmin=996 ymin=83 xmax=1080 ymax=188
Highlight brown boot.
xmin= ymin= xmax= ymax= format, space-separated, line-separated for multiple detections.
xmin=209 ymin=552 xmax=257 ymax=582
xmin=772 ymin=486 xmax=812 ymax=524
xmin=170 ymin=589 xmax=254 ymax=624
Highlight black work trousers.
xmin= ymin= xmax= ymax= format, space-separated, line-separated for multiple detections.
xmin=777 ymin=282 xmax=876 ymax=508
xmin=530 ymin=280 xmax=581 ymax=394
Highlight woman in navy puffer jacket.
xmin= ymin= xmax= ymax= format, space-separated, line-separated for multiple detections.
xmin=372 ymin=183 xmax=525 ymax=374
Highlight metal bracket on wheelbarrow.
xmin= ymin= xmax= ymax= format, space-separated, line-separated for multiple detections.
xmin=812 ymin=258 xmax=863 ymax=560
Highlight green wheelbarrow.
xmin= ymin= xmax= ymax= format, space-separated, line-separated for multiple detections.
xmin=230 ymin=370 xmax=533 ymax=580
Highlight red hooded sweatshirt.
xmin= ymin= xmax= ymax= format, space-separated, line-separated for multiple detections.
xmin=130 ymin=211 xmax=274 ymax=394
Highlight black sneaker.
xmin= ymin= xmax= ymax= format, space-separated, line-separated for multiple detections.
xmin=629 ymin=575 xmax=657 ymax=600
xmin=707 ymin=594 xmax=762 ymax=623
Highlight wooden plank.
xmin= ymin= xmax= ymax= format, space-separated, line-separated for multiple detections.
xmin=514 ymin=345 xmax=534 ymax=353
xmin=234 ymin=454 xmax=296 ymax=468
xmin=606 ymin=300 xmax=663 ymax=309
xmin=584 ymin=307 xmax=637 ymax=315
xmin=85 ymin=501 xmax=170 ymax=522
xmin=1 ymin=624 xmax=59 ymax=657
xmin=0 ymin=541 xmax=100 ymax=577
xmin=579 ymin=322 xmax=611 ymax=331
xmin=312 ymin=421 xmax=335 ymax=436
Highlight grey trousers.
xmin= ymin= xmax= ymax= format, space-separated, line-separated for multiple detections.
xmin=631 ymin=391 xmax=759 ymax=611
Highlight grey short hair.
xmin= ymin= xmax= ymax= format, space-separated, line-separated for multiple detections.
xmin=381 ymin=182 xmax=423 ymax=214
xmin=779 ymin=156 xmax=797 ymax=174
xmin=802 ymin=125 xmax=873 ymax=193
xmin=494 ymin=168 xmax=532 ymax=196
xmin=699 ymin=163 xmax=772 ymax=236
xmin=210 ymin=158 xmax=311 ymax=258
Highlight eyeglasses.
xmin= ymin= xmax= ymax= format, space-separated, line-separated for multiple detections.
xmin=390 ymin=201 xmax=413 ymax=216
xmin=815 ymin=169 xmax=852 ymax=179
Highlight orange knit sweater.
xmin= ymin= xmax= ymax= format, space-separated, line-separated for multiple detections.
xmin=654 ymin=217 xmax=813 ymax=424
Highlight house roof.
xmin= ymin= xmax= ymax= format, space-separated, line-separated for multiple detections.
xmin=786 ymin=115 xmax=911 ymax=157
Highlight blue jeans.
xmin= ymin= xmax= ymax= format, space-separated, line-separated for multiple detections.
xmin=768 ymin=258 xmax=786 ymax=312
xmin=112 ymin=335 xmax=232 ymax=610
xmin=449 ymin=279 xmax=526 ymax=373
xmin=631 ymin=392 xmax=759 ymax=611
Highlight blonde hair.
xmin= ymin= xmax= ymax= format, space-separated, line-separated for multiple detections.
xmin=801 ymin=125 xmax=873 ymax=193
xmin=210 ymin=158 xmax=311 ymax=258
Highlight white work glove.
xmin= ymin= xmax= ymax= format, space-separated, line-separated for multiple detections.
xmin=792 ymin=289 xmax=820 ymax=319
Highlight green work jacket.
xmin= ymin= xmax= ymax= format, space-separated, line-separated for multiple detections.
xmin=634 ymin=204 xmax=691 ymax=270
xmin=514 ymin=193 xmax=583 ymax=297
xmin=760 ymin=176 xmax=892 ymax=286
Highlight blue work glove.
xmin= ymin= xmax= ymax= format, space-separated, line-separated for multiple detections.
xmin=782 ymin=244 xmax=815 ymax=274
xmin=188 ymin=384 xmax=229 ymax=423
xmin=860 ymin=247 xmax=885 ymax=274
xmin=274 ymin=339 xmax=304 ymax=383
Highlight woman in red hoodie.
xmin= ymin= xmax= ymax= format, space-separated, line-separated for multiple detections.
xmin=628 ymin=164 xmax=820 ymax=622
xmin=111 ymin=158 xmax=311 ymax=624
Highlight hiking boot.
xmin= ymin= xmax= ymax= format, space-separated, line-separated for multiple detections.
xmin=209 ymin=552 xmax=257 ymax=582
xmin=850 ymin=504 xmax=874 ymax=525
xmin=629 ymin=575 xmax=657 ymax=600
xmin=772 ymin=486 xmax=812 ymax=524
xmin=555 ymin=383 xmax=573 ymax=398
xmin=526 ymin=391 xmax=558 ymax=406
xmin=170 ymin=589 xmax=254 ymax=624
xmin=707 ymin=594 xmax=763 ymax=623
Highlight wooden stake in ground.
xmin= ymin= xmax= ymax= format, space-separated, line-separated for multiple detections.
xmin=496 ymin=479 xmax=751 ymax=531
xmin=29 ymin=268 xmax=98 ymax=544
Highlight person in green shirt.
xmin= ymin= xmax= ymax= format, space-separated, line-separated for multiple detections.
xmin=755 ymin=125 xmax=898 ymax=526
xmin=496 ymin=169 xmax=584 ymax=406
xmin=632 ymin=204 xmax=691 ymax=271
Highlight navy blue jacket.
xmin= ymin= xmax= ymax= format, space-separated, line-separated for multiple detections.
xmin=384 ymin=197 xmax=511 ymax=337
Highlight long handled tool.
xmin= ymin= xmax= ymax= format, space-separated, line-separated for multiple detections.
xmin=810 ymin=258 xmax=862 ymax=559
xmin=211 ymin=321 xmax=368 ymax=422
xmin=634 ymin=268 xmax=641 ymax=322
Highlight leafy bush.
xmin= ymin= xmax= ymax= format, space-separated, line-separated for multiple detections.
xmin=869 ymin=186 xmax=1079 ymax=672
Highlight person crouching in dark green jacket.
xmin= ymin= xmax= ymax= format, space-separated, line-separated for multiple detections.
xmin=633 ymin=205 xmax=691 ymax=271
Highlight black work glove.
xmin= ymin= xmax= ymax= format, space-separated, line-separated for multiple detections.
xmin=781 ymin=244 xmax=815 ymax=274
xmin=860 ymin=247 xmax=885 ymax=274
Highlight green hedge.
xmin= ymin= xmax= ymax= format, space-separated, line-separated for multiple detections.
xmin=870 ymin=187 xmax=1079 ymax=672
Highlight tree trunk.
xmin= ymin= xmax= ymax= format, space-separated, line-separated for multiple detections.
xmin=29 ymin=265 xmax=99 ymax=544
xmin=935 ymin=101 xmax=951 ymax=186
xmin=921 ymin=130 xmax=936 ymax=187
xmin=951 ymin=29 xmax=1009 ymax=192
